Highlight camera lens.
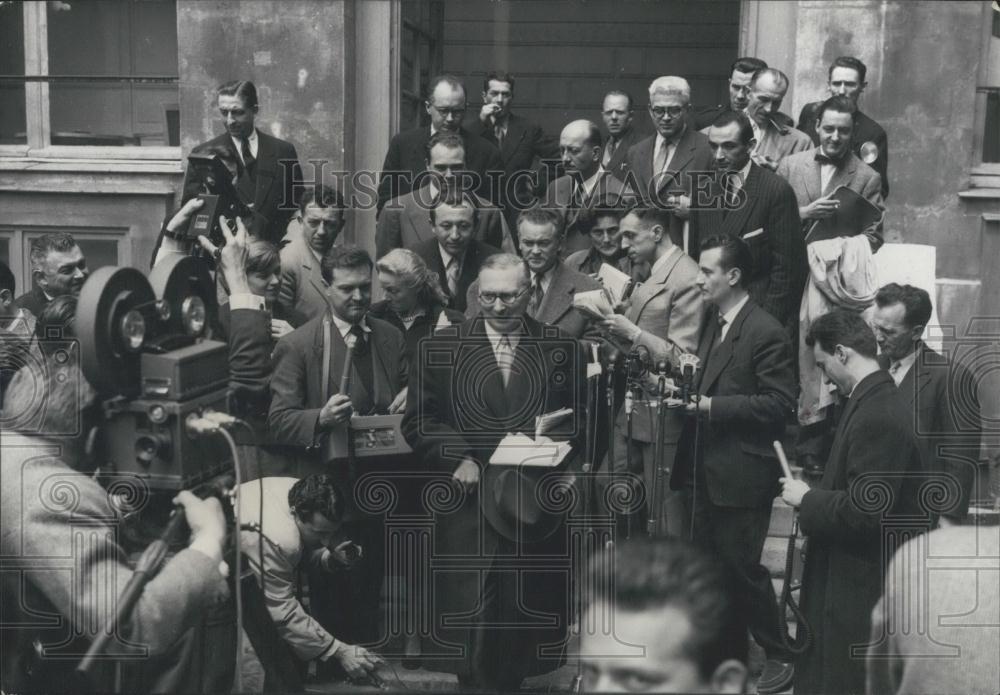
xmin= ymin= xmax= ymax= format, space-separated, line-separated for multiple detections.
xmin=119 ymin=310 xmax=146 ymax=352
xmin=181 ymin=296 xmax=206 ymax=336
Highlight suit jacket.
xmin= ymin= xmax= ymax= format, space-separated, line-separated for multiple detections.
xmin=798 ymin=103 xmax=889 ymax=198
xmin=182 ymin=130 xmax=300 ymax=244
xmin=0 ymin=433 xmax=230 ymax=693
xmin=795 ymin=371 xmax=926 ymax=695
xmin=376 ymin=126 xmax=503 ymax=212
xmin=777 ymin=147 xmax=885 ymax=251
xmin=267 ymin=313 xmax=407 ymax=476
xmin=400 ymin=316 xmax=584 ymax=679
xmin=367 ymin=299 xmax=465 ymax=377
xmin=602 ymin=126 xmax=643 ymax=181
xmin=277 ymin=235 xmax=330 ymax=327
xmin=375 ymin=186 xmax=508 ymax=258
xmin=753 ymin=119 xmax=813 ymax=166
xmin=886 ymin=342 xmax=982 ymax=522
xmin=412 ymin=238 xmax=499 ymax=313
xmin=544 ymin=170 xmax=633 ymax=257
xmin=615 ymin=248 xmax=705 ymax=442
xmin=466 ymin=112 xmax=559 ymax=210
xmin=690 ymin=163 xmax=807 ymax=327
xmin=674 ymin=300 xmax=796 ymax=507
xmin=12 ymin=285 xmax=49 ymax=319
xmin=464 ymin=261 xmax=603 ymax=340
xmin=624 ymin=125 xmax=714 ymax=203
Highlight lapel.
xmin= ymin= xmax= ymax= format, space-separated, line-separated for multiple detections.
xmin=656 ymin=126 xmax=697 ymax=193
xmin=825 ymin=153 xmax=859 ymax=195
xmin=633 ymin=135 xmax=655 ymax=189
xmin=628 ymin=248 xmax=683 ymax=321
xmin=897 ymin=342 xmax=932 ymax=406
xmin=502 ymin=319 xmax=544 ymax=417
xmin=721 ymin=164 xmax=762 ymax=236
xmin=457 ymin=244 xmax=482 ymax=293
xmin=500 ymin=115 xmax=527 ymax=165
xmin=802 ymin=147 xmax=823 ymax=202
xmin=699 ymin=301 xmax=752 ymax=394
xmin=295 ymin=237 xmax=326 ymax=292
xmin=313 ymin=316 xmax=348 ymax=398
xmin=820 ymin=371 xmax=889 ymax=489
xmin=403 ymin=189 xmax=432 ymax=244
xmin=368 ymin=323 xmax=394 ymax=406
xmin=537 ymin=263 xmax=573 ymax=324
xmin=253 ymin=130 xmax=276 ymax=206
xmin=465 ymin=318 xmax=508 ymax=420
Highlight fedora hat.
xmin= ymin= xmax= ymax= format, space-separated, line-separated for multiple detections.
xmin=481 ymin=464 xmax=575 ymax=543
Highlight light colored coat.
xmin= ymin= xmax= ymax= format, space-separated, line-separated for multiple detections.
xmin=277 ymin=234 xmax=330 ymax=328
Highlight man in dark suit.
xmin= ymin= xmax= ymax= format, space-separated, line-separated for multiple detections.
xmin=780 ymin=310 xmax=926 ymax=695
xmin=465 ymin=207 xmax=602 ymax=340
xmin=412 ymin=190 xmax=500 ymax=313
xmin=779 ymin=95 xmax=885 ymax=251
xmin=672 ymin=235 xmax=798 ymax=694
xmin=600 ymin=89 xmax=643 ymax=180
xmin=13 ymin=232 xmax=88 ymax=318
xmin=268 ymin=246 xmax=406 ymax=647
xmin=872 ymin=283 xmax=982 ymax=524
xmin=691 ymin=111 xmax=806 ymax=329
xmin=797 ymin=56 xmax=889 ymax=198
xmin=181 ymin=80 xmax=300 ymax=244
xmin=376 ymin=131 xmax=510 ymax=258
xmin=545 ymin=120 xmax=632 ymax=257
xmin=624 ymin=76 xmax=714 ymax=252
xmin=277 ymin=184 xmax=345 ymax=327
xmin=402 ymin=253 xmax=585 ymax=690
xmin=377 ymin=75 xmax=502 ymax=212
xmin=465 ymin=71 xmax=559 ymax=234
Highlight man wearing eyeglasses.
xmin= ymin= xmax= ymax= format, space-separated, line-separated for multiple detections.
xmin=624 ymin=76 xmax=713 ymax=252
xmin=377 ymin=75 xmax=502 ymax=213
xmin=403 ymin=252 xmax=585 ymax=691
xmin=412 ymin=189 xmax=500 ymax=312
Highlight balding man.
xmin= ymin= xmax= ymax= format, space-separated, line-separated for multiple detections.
xmin=624 ymin=76 xmax=713 ymax=252
xmin=692 ymin=57 xmax=796 ymax=131
xmin=744 ymin=68 xmax=812 ymax=171
xmin=377 ymin=75 xmax=502 ymax=212
xmin=544 ymin=120 xmax=633 ymax=257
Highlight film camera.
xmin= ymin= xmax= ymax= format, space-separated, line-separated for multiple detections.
xmin=175 ymin=152 xmax=257 ymax=248
xmin=76 ymin=254 xmax=231 ymax=489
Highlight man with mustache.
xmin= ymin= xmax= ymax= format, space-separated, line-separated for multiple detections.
xmin=13 ymin=232 xmax=89 ymax=319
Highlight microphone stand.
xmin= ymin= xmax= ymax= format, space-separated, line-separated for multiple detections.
xmin=623 ymin=353 xmax=638 ymax=542
xmin=646 ymin=362 xmax=671 ymax=538
xmin=605 ymin=351 xmax=618 ymax=536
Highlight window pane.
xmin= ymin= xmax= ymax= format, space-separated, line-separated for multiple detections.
xmin=985 ymin=91 xmax=1000 ymax=164
xmin=47 ymin=1 xmax=179 ymax=146
xmin=0 ymin=236 xmax=9 ymax=266
xmin=23 ymin=234 xmax=121 ymax=292
xmin=0 ymin=1 xmax=26 ymax=144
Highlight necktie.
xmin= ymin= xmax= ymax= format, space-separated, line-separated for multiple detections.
xmin=241 ymin=137 xmax=256 ymax=175
xmin=494 ymin=121 xmax=505 ymax=148
xmin=445 ymin=256 xmax=460 ymax=297
xmin=653 ymin=138 xmax=674 ymax=175
xmin=714 ymin=314 xmax=728 ymax=348
xmin=528 ymin=273 xmax=545 ymax=317
xmin=603 ymin=138 xmax=618 ymax=166
xmin=889 ymin=361 xmax=901 ymax=383
xmin=497 ymin=335 xmax=513 ymax=387
xmin=348 ymin=324 xmax=368 ymax=356
xmin=723 ymin=173 xmax=739 ymax=207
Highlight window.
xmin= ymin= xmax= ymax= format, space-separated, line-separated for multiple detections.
xmin=0 ymin=227 xmax=128 ymax=299
xmin=972 ymin=1 xmax=1000 ymax=174
xmin=0 ymin=0 xmax=179 ymax=158
xmin=399 ymin=0 xmax=444 ymax=129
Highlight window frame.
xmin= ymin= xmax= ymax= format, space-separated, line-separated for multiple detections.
xmin=0 ymin=1 xmax=181 ymax=163
xmin=971 ymin=1 xmax=1000 ymax=183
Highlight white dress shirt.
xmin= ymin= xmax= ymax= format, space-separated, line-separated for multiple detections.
xmin=649 ymin=243 xmax=681 ymax=277
xmin=653 ymin=133 xmax=679 ymax=173
xmin=230 ymin=129 xmax=259 ymax=165
xmin=889 ymin=350 xmax=918 ymax=385
xmin=330 ymin=312 xmax=371 ymax=340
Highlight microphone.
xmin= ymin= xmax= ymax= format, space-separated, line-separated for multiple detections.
xmin=678 ymin=353 xmax=700 ymax=404
xmin=340 ymin=332 xmax=357 ymax=395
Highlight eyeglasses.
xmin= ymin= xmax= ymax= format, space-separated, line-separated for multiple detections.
xmin=478 ymin=286 xmax=529 ymax=305
xmin=649 ymin=106 xmax=685 ymax=119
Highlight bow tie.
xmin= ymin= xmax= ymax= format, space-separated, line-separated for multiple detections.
xmin=814 ymin=151 xmax=844 ymax=165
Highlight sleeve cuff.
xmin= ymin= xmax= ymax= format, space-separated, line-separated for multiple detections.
xmin=230 ymin=293 xmax=267 ymax=311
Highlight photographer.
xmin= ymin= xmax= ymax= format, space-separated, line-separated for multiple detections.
xmin=237 ymin=475 xmax=383 ymax=689
xmin=1 ymin=333 xmax=231 ymax=692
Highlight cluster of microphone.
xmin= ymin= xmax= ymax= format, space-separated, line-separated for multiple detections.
xmin=601 ymin=346 xmax=701 ymax=407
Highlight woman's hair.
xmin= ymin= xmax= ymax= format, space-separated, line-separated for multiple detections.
xmin=375 ymin=248 xmax=449 ymax=309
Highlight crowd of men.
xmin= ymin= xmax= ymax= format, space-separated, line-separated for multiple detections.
xmin=1 ymin=56 xmax=996 ymax=695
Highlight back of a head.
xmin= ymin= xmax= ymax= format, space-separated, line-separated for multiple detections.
xmin=588 ymin=537 xmax=748 ymax=681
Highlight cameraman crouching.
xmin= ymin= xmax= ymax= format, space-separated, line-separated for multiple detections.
xmin=0 ymin=332 xmax=231 ymax=692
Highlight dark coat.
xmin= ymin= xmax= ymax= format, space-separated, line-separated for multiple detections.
xmin=798 ymin=103 xmax=889 ymax=198
xmin=674 ymin=300 xmax=796 ymax=506
xmin=376 ymin=126 xmax=503 ymax=212
xmin=690 ymin=163 xmax=807 ymax=328
xmin=401 ymin=316 xmax=585 ymax=681
xmin=602 ymin=126 xmax=644 ymax=181
xmin=466 ymin=112 xmax=560 ymax=212
xmin=623 ymin=125 xmax=714 ymax=203
xmin=795 ymin=370 xmax=926 ymax=695
xmin=367 ymin=299 xmax=465 ymax=379
xmin=182 ymin=130 xmax=300 ymax=244
xmin=12 ymin=285 xmax=48 ymax=319
xmin=543 ymin=170 xmax=634 ymax=257
xmin=885 ymin=342 xmax=982 ymax=522
xmin=267 ymin=312 xmax=407 ymax=477
xmin=412 ymin=238 xmax=500 ymax=313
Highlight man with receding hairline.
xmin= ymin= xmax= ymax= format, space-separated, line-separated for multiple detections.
xmin=692 ymin=56 xmax=795 ymax=131
xmin=744 ymin=68 xmax=813 ymax=171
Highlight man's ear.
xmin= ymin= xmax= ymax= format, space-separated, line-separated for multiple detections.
xmin=710 ymin=659 xmax=748 ymax=694
xmin=32 ymin=268 xmax=47 ymax=290
xmin=0 ymin=288 xmax=12 ymax=305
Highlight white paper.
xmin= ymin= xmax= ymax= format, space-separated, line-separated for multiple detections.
xmin=572 ymin=289 xmax=614 ymax=321
xmin=489 ymin=433 xmax=572 ymax=467
xmin=597 ymin=263 xmax=633 ymax=305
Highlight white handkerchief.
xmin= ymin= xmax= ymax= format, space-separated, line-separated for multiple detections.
xmin=742 ymin=227 xmax=765 ymax=240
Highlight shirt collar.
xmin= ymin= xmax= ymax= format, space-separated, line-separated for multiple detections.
xmin=578 ymin=166 xmax=604 ymax=197
xmin=330 ymin=311 xmax=371 ymax=339
xmin=650 ymin=244 xmax=680 ymax=277
xmin=731 ymin=158 xmax=753 ymax=188
xmin=655 ymin=123 xmax=686 ymax=150
xmin=484 ymin=321 xmax=520 ymax=352
xmin=230 ymin=129 xmax=258 ymax=150
xmin=438 ymin=243 xmax=462 ymax=269
xmin=531 ymin=264 xmax=557 ymax=294
xmin=890 ymin=349 xmax=918 ymax=383
xmin=719 ymin=294 xmax=750 ymax=328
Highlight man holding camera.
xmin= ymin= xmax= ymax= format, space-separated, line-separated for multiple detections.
xmin=1 ymin=347 xmax=232 ymax=692
xmin=671 ymin=235 xmax=798 ymax=694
